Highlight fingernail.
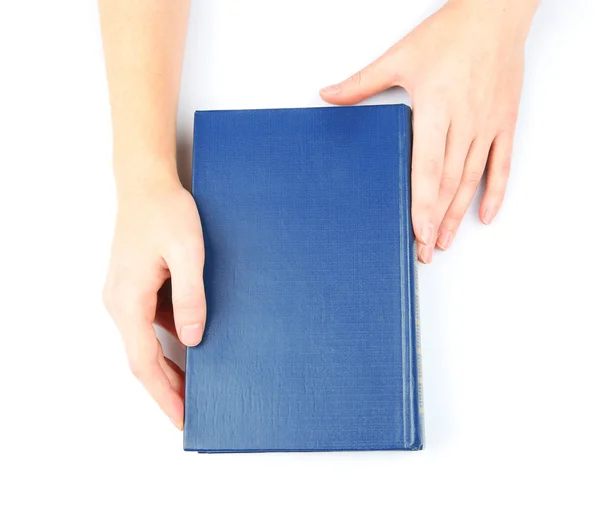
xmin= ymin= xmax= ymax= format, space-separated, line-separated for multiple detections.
xmin=320 ymin=84 xmax=340 ymax=95
xmin=421 ymin=224 xmax=434 ymax=246
xmin=421 ymin=246 xmax=433 ymax=264
xmin=437 ymin=231 xmax=453 ymax=250
xmin=170 ymin=416 xmax=183 ymax=431
xmin=482 ymin=207 xmax=496 ymax=225
xmin=181 ymin=323 xmax=204 ymax=347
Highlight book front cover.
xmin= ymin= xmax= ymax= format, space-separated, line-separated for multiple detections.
xmin=184 ymin=105 xmax=422 ymax=452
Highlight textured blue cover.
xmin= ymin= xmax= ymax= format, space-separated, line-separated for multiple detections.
xmin=185 ymin=104 xmax=423 ymax=452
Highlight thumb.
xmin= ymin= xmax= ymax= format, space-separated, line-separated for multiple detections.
xmin=320 ymin=52 xmax=397 ymax=105
xmin=167 ymin=239 xmax=207 ymax=347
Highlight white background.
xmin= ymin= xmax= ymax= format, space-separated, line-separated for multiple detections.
xmin=1 ymin=0 xmax=599 ymax=518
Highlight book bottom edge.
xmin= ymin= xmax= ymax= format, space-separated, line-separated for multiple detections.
xmin=183 ymin=443 xmax=424 ymax=454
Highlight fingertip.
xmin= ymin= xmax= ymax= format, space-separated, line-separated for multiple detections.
xmin=436 ymin=230 xmax=453 ymax=251
xmin=180 ymin=323 xmax=205 ymax=347
xmin=319 ymin=85 xmax=342 ymax=104
xmin=413 ymin=219 xmax=434 ymax=246
xmin=421 ymin=223 xmax=434 ymax=246
xmin=481 ymin=205 xmax=498 ymax=225
xmin=170 ymin=416 xmax=184 ymax=431
xmin=421 ymin=245 xmax=433 ymax=264
xmin=320 ymin=84 xmax=340 ymax=96
xmin=416 ymin=242 xmax=433 ymax=264
xmin=134 ymin=348 xmax=186 ymax=431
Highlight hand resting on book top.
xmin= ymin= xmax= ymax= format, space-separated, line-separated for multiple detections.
xmin=320 ymin=0 xmax=540 ymax=263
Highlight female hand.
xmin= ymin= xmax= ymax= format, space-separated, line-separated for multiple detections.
xmin=320 ymin=0 xmax=539 ymax=263
xmin=103 ymin=169 xmax=206 ymax=430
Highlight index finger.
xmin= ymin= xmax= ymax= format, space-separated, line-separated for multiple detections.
xmin=125 ymin=310 xmax=185 ymax=430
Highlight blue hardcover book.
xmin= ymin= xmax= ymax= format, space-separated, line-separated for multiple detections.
xmin=184 ymin=104 xmax=423 ymax=452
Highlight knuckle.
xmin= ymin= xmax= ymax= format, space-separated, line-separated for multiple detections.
xmin=172 ymin=292 xmax=204 ymax=312
xmin=463 ymin=120 xmax=477 ymax=140
xmin=106 ymin=285 xmax=143 ymax=320
xmin=128 ymin=353 xmax=154 ymax=381
xmin=169 ymin=237 xmax=205 ymax=264
xmin=496 ymin=155 xmax=512 ymax=178
xmin=443 ymin=209 xmax=463 ymax=228
xmin=128 ymin=357 xmax=143 ymax=379
xmin=351 ymin=70 xmax=363 ymax=88
xmin=487 ymin=185 xmax=506 ymax=201
xmin=129 ymin=358 xmax=148 ymax=381
xmin=412 ymin=204 xmax=434 ymax=225
xmin=462 ymin=173 xmax=482 ymax=191
xmin=167 ymin=239 xmax=189 ymax=260
xmin=439 ymin=176 xmax=460 ymax=198
xmin=102 ymin=278 xmax=125 ymax=316
xmin=421 ymin=157 xmax=442 ymax=180
xmin=102 ymin=283 xmax=114 ymax=313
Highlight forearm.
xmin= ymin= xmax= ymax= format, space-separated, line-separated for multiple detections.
xmin=98 ymin=0 xmax=190 ymax=193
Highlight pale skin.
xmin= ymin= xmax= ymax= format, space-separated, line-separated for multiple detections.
xmin=99 ymin=0 xmax=540 ymax=429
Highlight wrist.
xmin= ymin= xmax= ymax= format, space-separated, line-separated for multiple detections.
xmin=110 ymin=118 xmax=179 ymax=191
xmin=451 ymin=0 xmax=540 ymax=11
xmin=113 ymin=155 xmax=182 ymax=202
xmin=449 ymin=0 xmax=540 ymax=36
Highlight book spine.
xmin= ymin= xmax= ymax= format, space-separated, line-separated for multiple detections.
xmin=398 ymin=105 xmax=424 ymax=450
